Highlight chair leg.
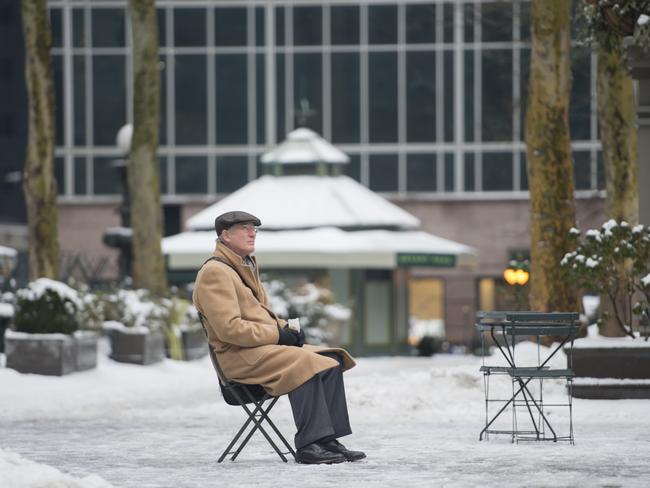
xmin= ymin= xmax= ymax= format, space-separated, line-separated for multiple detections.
xmin=231 ymin=398 xmax=289 ymax=463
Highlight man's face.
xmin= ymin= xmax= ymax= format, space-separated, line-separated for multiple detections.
xmin=222 ymin=221 xmax=258 ymax=257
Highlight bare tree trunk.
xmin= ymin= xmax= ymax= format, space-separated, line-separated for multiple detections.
xmin=21 ymin=0 xmax=59 ymax=280
xmin=524 ymin=0 xmax=578 ymax=312
xmin=127 ymin=0 xmax=167 ymax=295
xmin=597 ymin=35 xmax=638 ymax=336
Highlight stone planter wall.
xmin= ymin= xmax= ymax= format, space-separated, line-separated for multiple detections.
xmin=4 ymin=331 xmax=99 ymax=376
xmin=110 ymin=329 xmax=165 ymax=365
xmin=74 ymin=331 xmax=99 ymax=371
xmin=5 ymin=332 xmax=76 ymax=375
xmin=572 ymin=347 xmax=650 ymax=379
xmin=181 ymin=328 xmax=207 ymax=360
xmin=568 ymin=346 xmax=650 ymax=399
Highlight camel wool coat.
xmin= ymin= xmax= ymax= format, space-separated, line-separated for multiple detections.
xmin=192 ymin=241 xmax=356 ymax=396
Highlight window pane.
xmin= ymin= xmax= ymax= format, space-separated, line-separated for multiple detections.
xmin=407 ymin=154 xmax=436 ymax=192
xmin=94 ymin=157 xmax=120 ymax=195
xmin=574 ymin=152 xmax=591 ymax=190
xmin=481 ymin=2 xmax=512 ymax=42
xmin=332 ymin=53 xmax=360 ymax=143
xmin=50 ymin=9 xmax=62 ymax=48
xmin=294 ymin=53 xmax=322 ymax=133
xmin=464 ymin=3 xmax=475 ymax=42
xmin=369 ymin=154 xmax=398 ymax=192
xmin=331 ymin=6 xmax=359 ymax=45
xmin=294 ymin=6 xmax=321 ymax=46
xmin=369 ymin=5 xmax=397 ymax=45
xmin=159 ymin=56 xmax=167 ymax=145
xmin=73 ymin=9 xmax=86 ymax=47
xmin=443 ymin=3 xmax=454 ymax=43
xmin=175 ymin=55 xmax=206 ymax=145
xmin=275 ymin=7 xmax=285 ymax=46
xmin=406 ymin=4 xmax=435 ymax=44
xmin=571 ymin=48 xmax=591 ymax=140
xmin=444 ymin=51 xmax=454 ymax=142
xmin=597 ymin=151 xmax=605 ymax=189
xmin=53 ymin=55 xmax=64 ymax=147
xmin=407 ymin=51 xmax=436 ymax=142
xmin=343 ymin=154 xmax=361 ymax=182
xmin=74 ymin=157 xmax=87 ymax=195
xmin=483 ymin=153 xmax=513 ymax=191
xmin=520 ymin=1 xmax=531 ymax=42
xmin=93 ymin=56 xmax=126 ymax=146
xmin=215 ymin=7 xmax=247 ymax=46
xmin=256 ymin=54 xmax=265 ymax=144
xmin=174 ymin=8 xmax=206 ymax=47
xmin=464 ymin=50 xmax=474 ymax=142
xmin=92 ymin=9 xmax=125 ymax=47
xmin=464 ymin=153 xmax=475 ymax=191
xmin=74 ymin=56 xmax=86 ymax=145
xmin=521 ymin=152 xmax=528 ymax=191
xmin=55 ymin=157 xmax=65 ymax=195
xmin=369 ymin=53 xmax=397 ymax=143
xmin=157 ymin=9 xmax=166 ymax=46
xmin=215 ymin=54 xmax=247 ymax=144
xmin=519 ymin=48 xmax=530 ymax=141
xmin=176 ymin=156 xmax=207 ymax=194
xmin=276 ymin=54 xmax=285 ymax=141
xmin=216 ymin=156 xmax=248 ymax=193
xmin=159 ymin=157 xmax=167 ymax=194
xmin=444 ymin=153 xmax=454 ymax=191
xmin=256 ymin=7 xmax=265 ymax=47
xmin=482 ymin=50 xmax=512 ymax=141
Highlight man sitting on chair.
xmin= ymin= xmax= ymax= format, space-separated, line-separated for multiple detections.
xmin=193 ymin=210 xmax=366 ymax=464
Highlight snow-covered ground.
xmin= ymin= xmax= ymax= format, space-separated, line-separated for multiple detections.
xmin=1 ymin=340 xmax=649 ymax=487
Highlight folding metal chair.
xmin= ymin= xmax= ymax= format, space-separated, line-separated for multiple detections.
xmin=199 ymin=321 xmax=296 ymax=463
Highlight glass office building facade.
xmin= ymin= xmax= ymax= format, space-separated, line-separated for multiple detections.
xmin=48 ymin=0 xmax=602 ymax=202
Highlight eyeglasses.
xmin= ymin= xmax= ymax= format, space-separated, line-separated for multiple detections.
xmin=230 ymin=223 xmax=259 ymax=234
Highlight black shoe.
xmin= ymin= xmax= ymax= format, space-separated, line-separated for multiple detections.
xmin=319 ymin=439 xmax=366 ymax=462
xmin=295 ymin=443 xmax=346 ymax=464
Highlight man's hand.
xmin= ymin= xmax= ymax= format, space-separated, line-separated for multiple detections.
xmin=277 ymin=325 xmax=299 ymax=346
xmin=277 ymin=325 xmax=306 ymax=347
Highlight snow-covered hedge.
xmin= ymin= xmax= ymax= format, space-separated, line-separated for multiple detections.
xmin=14 ymin=278 xmax=82 ymax=334
xmin=562 ymin=219 xmax=650 ymax=338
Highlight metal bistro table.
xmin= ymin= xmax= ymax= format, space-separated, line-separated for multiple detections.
xmin=476 ymin=311 xmax=579 ymax=444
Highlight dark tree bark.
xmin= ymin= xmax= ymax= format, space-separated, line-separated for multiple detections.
xmin=127 ymin=0 xmax=168 ymax=295
xmin=21 ymin=0 xmax=60 ymax=280
xmin=524 ymin=0 xmax=578 ymax=312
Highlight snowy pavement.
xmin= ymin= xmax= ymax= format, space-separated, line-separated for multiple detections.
xmin=1 ymin=341 xmax=649 ymax=487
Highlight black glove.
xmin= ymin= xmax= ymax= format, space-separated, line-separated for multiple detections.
xmin=294 ymin=329 xmax=306 ymax=347
xmin=277 ymin=325 xmax=299 ymax=346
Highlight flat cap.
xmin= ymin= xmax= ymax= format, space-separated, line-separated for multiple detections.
xmin=214 ymin=211 xmax=261 ymax=235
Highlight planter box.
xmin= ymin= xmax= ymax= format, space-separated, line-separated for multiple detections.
xmin=571 ymin=347 xmax=650 ymax=379
xmin=74 ymin=331 xmax=99 ymax=371
xmin=181 ymin=328 xmax=207 ymax=360
xmin=4 ymin=330 xmax=99 ymax=376
xmin=109 ymin=329 xmax=164 ymax=365
xmin=572 ymin=382 xmax=650 ymax=399
xmin=5 ymin=331 xmax=76 ymax=376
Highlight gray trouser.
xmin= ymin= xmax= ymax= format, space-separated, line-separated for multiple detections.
xmin=287 ymin=352 xmax=352 ymax=450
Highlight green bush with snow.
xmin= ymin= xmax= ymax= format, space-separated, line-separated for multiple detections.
xmin=14 ymin=278 xmax=81 ymax=335
xmin=561 ymin=219 xmax=650 ymax=338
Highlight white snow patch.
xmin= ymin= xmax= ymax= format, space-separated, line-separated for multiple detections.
xmin=585 ymin=257 xmax=599 ymax=268
xmin=16 ymin=278 xmax=82 ymax=308
xmin=638 ymin=14 xmax=650 ymax=25
xmin=642 ymin=273 xmax=650 ymax=287
xmin=0 ymin=448 xmax=114 ymax=488
xmin=0 ymin=302 xmax=13 ymax=318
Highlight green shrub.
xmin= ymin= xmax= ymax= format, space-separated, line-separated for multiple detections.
xmin=14 ymin=278 xmax=81 ymax=334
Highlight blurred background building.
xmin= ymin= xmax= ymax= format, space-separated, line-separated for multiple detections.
xmin=0 ymin=0 xmax=607 ymax=351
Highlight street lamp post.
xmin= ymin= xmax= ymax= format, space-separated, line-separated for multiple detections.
xmin=102 ymin=124 xmax=133 ymax=281
xmin=503 ymin=259 xmax=530 ymax=311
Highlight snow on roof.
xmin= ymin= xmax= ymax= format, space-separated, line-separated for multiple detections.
xmin=0 ymin=245 xmax=17 ymax=258
xmin=163 ymin=227 xmax=477 ymax=270
xmin=186 ymin=175 xmax=420 ymax=231
xmin=260 ymin=127 xmax=349 ymax=165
